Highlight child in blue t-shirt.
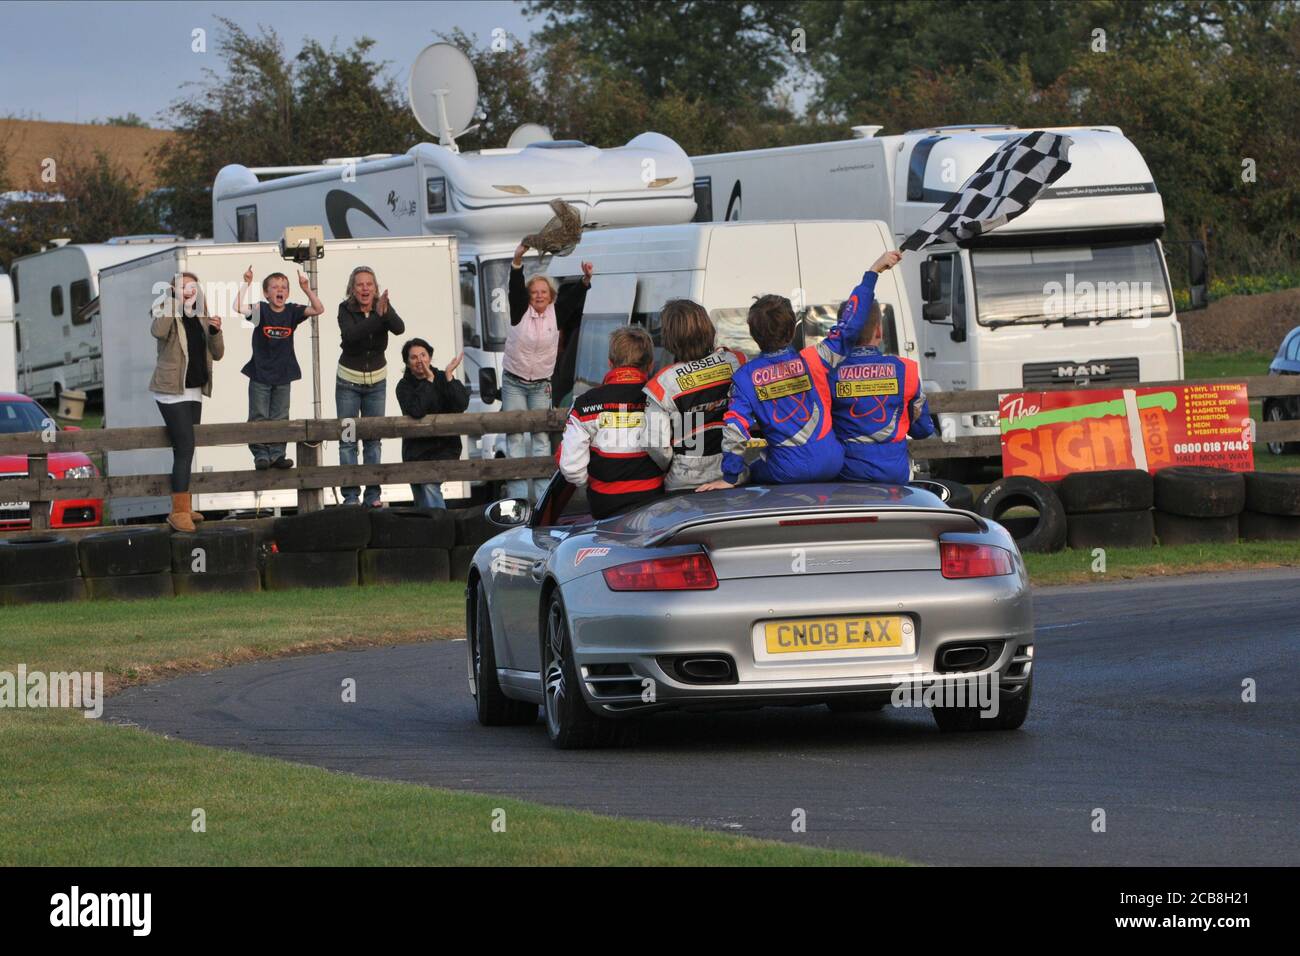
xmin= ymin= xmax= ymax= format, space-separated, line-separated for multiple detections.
xmin=235 ymin=267 xmax=324 ymax=469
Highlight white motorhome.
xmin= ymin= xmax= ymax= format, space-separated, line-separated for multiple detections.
xmin=693 ymin=125 xmax=1186 ymax=468
xmin=210 ymin=132 xmax=697 ymax=447
xmin=541 ymin=219 xmax=914 ymax=397
xmin=0 ymin=270 xmax=15 ymax=392
xmin=98 ymin=236 xmax=462 ymax=520
xmin=9 ymin=236 xmax=183 ymax=400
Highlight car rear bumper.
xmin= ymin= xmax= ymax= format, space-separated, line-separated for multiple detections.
xmin=563 ymin=569 xmax=1033 ymax=714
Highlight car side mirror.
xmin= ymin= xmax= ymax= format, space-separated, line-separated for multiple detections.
xmin=486 ymin=497 xmax=531 ymax=527
xmin=920 ymin=260 xmax=940 ymax=302
xmin=478 ymin=367 xmax=499 ymax=404
xmin=922 ymin=302 xmax=949 ymax=323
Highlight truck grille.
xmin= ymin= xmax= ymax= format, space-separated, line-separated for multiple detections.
xmin=1022 ymin=356 xmax=1140 ymax=388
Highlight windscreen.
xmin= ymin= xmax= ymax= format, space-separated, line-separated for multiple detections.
xmin=972 ymin=240 xmax=1173 ymax=326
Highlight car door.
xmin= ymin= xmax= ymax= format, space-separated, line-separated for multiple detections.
xmin=490 ymin=519 xmax=581 ymax=673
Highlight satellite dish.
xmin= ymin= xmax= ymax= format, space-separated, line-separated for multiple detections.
xmin=507 ymin=123 xmax=553 ymax=149
xmin=408 ymin=43 xmax=479 ymax=153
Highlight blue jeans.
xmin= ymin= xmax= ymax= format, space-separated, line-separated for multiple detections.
xmin=501 ymin=370 xmax=552 ymax=503
xmin=335 ymin=377 xmax=386 ymax=505
xmin=411 ymin=481 xmax=446 ymax=509
xmin=248 ymin=380 xmax=291 ymax=464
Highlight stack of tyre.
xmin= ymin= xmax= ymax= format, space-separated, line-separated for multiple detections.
xmin=1059 ymin=469 xmax=1155 ymax=549
xmin=1239 ymin=473 xmax=1300 ymax=541
xmin=170 ymin=526 xmax=260 ymax=594
xmin=265 ymin=506 xmax=368 ymax=590
xmin=361 ymin=509 xmax=454 ymax=584
xmin=974 ymin=476 xmax=1067 ymax=552
xmin=0 ymin=535 xmax=84 ymax=606
xmin=449 ymin=506 xmax=498 ymax=581
xmin=1151 ymin=467 xmax=1245 ymax=544
xmin=77 ymin=528 xmax=173 ymax=599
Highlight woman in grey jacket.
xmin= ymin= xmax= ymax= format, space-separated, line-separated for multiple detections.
xmin=149 ymin=271 xmax=224 ymax=531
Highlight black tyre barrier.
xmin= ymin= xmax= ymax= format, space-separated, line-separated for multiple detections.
xmin=369 ymin=507 xmax=456 ymax=550
xmin=169 ymin=527 xmax=257 ymax=574
xmin=0 ymin=577 xmax=86 ymax=607
xmin=263 ymin=550 xmax=358 ymax=590
xmin=999 ymin=516 xmax=1040 ymax=539
xmin=452 ymin=507 xmax=497 ymax=549
xmin=1243 ymin=471 xmax=1300 ymax=516
xmin=272 ymin=506 xmax=371 ymax=553
xmin=359 ymin=547 xmax=451 ymax=585
xmin=1153 ymin=466 xmax=1245 ymax=518
xmin=928 ymin=479 xmax=975 ymax=511
xmin=78 ymin=528 xmax=171 ymax=578
xmin=0 ymin=534 xmax=80 ymax=586
xmin=1239 ymin=510 xmax=1300 ymax=541
xmin=1153 ymin=511 xmax=1239 ymax=546
xmin=450 ymin=544 xmax=478 ymax=582
xmin=975 ymin=476 xmax=1068 ymax=553
xmin=1066 ymin=509 xmax=1155 ymax=549
xmin=172 ymin=569 xmax=262 ymax=595
xmin=1059 ymin=469 xmax=1154 ymax=514
xmin=84 ymin=571 xmax=174 ymax=601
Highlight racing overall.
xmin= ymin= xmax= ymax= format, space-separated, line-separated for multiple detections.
xmin=832 ymin=346 xmax=934 ymax=483
xmin=644 ymin=346 xmax=747 ymax=490
xmin=559 ymin=366 xmax=665 ymax=518
xmin=720 ymin=271 xmax=879 ymax=485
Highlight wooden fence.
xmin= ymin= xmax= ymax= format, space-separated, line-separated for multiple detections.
xmin=1 ymin=376 xmax=1297 ymax=531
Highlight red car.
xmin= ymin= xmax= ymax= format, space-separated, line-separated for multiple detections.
xmin=0 ymin=392 xmax=102 ymax=530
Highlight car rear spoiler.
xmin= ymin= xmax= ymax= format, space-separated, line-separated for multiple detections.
xmin=646 ymin=507 xmax=988 ymax=548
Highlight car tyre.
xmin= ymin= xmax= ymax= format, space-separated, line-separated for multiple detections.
xmin=975 ymin=477 xmax=1067 ymax=553
xmin=932 ymin=673 xmax=1033 ymax=732
xmin=542 ymin=591 xmax=629 ymax=749
xmin=469 ymin=579 xmax=537 ymax=727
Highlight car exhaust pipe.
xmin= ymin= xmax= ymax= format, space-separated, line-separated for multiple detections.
xmin=939 ymin=645 xmax=991 ymax=670
xmin=660 ymin=655 xmax=737 ymax=685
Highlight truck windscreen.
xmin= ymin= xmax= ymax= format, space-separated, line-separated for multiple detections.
xmin=971 ymin=240 xmax=1173 ymax=327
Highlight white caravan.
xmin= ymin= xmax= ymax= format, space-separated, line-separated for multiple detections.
xmin=693 ymin=125 xmax=1185 ymax=463
xmin=98 ymin=236 xmax=461 ymax=520
xmin=541 ymin=219 xmax=914 ymax=397
xmin=0 ymin=271 xmax=15 ymax=392
xmin=210 ymin=131 xmax=697 ymax=452
xmin=8 ymin=237 xmax=183 ymax=400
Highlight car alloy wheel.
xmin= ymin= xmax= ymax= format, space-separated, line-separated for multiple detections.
xmin=1266 ymin=404 xmax=1286 ymax=456
xmin=543 ymin=600 xmax=567 ymax=739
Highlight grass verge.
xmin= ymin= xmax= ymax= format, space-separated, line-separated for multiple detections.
xmin=1023 ymin=539 xmax=1300 ymax=586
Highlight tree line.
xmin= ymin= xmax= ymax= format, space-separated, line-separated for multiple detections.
xmin=1 ymin=1 xmax=1295 ymax=280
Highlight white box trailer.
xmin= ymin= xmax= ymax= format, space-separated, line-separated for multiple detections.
xmin=0 ymin=271 xmax=15 ymax=392
xmin=9 ymin=237 xmax=184 ymax=400
xmin=543 ymin=219 xmax=916 ymax=396
xmin=692 ymin=125 xmax=1185 ymax=465
xmin=99 ymin=235 xmax=462 ymax=520
xmin=210 ymin=133 xmax=697 ymax=461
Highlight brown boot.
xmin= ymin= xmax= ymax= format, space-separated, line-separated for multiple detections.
xmin=167 ymin=493 xmax=196 ymax=533
xmin=190 ymin=503 xmax=205 ymax=523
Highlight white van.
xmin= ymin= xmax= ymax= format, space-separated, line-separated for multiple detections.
xmin=542 ymin=219 xmax=916 ymax=398
xmin=9 ymin=237 xmax=184 ymax=400
xmin=693 ymin=125 xmax=1189 ymax=470
xmin=98 ymin=236 xmax=462 ymax=520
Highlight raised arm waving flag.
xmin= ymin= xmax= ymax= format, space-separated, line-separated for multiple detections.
xmin=899 ymin=131 xmax=1074 ymax=253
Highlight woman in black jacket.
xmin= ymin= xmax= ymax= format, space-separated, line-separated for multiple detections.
xmin=335 ymin=265 xmax=404 ymax=506
xmin=395 ymin=337 xmax=469 ymax=509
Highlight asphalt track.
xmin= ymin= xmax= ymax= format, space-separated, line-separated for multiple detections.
xmin=107 ymin=568 xmax=1300 ymax=865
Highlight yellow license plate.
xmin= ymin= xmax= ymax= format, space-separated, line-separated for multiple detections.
xmin=763 ymin=616 xmax=903 ymax=654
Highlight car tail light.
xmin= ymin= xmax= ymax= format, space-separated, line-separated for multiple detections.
xmin=602 ymin=552 xmax=718 ymax=591
xmin=940 ymin=541 xmax=1013 ymax=578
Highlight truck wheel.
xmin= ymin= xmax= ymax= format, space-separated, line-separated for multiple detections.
xmin=1066 ymin=510 xmax=1154 ymax=549
xmin=1060 ymin=469 xmax=1153 ymax=513
xmin=542 ymin=591 xmax=630 ymax=749
xmin=78 ymin=528 xmax=171 ymax=577
xmin=262 ymin=551 xmax=358 ymax=590
xmin=169 ymin=527 xmax=257 ymax=574
xmin=1263 ymin=402 xmax=1297 ymax=456
xmin=1153 ymin=467 xmax=1245 ymax=518
xmin=1153 ymin=511 xmax=1239 ymax=545
xmin=468 ymin=579 xmax=537 ymax=726
xmin=359 ymin=547 xmax=450 ymax=584
xmin=273 ymin=506 xmax=371 ymax=552
xmin=975 ymin=477 xmax=1067 ymax=553
xmin=1243 ymin=471 xmax=1300 ymax=516
xmin=0 ymin=577 xmax=86 ymax=607
xmin=368 ymin=508 xmax=455 ymax=549
xmin=932 ymin=674 xmax=1032 ymax=732
xmin=172 ymin=569 xmax=261 ymax=595
xmin=1239 ymin=510 xmax=1300 ymax=541
xmin=84 ymin=571 xmax=174 ymax=601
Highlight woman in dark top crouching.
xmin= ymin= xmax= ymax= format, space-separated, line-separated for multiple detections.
xmin=395 ymin=337 xmax=469 ymax=509
xmin=335 ymin=265 xmax=404 ymax=507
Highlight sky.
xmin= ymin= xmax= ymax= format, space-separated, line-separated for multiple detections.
xmin=0 ymin=0 xmax=536 ymax=127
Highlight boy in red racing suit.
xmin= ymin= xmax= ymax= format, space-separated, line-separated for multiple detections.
xmin=697 ymin=250 xmax=903 ymax=491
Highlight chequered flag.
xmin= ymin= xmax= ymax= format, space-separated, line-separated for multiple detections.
xmin=899 ymin=131 xmax=1074 ymax=252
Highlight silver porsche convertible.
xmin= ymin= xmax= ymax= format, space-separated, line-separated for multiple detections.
xmin=465 ymin=477 xmax=1035 ymax=749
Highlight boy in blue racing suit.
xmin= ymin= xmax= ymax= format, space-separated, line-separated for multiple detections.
xmin=697 ymin=250 xmax=903 ymax=491
xmin=831 ymin=298 xmax=935 ymax=484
